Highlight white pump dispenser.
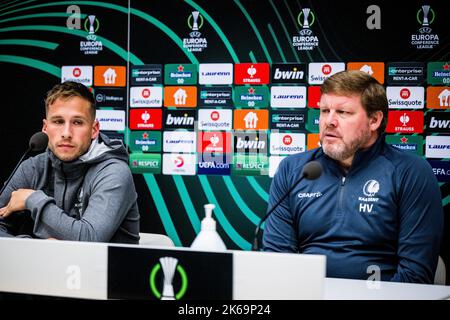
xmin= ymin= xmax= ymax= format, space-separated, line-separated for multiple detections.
xmin=190 ymin=204 xmax=227 ymax=251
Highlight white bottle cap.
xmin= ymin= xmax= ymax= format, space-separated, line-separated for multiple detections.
xmin=201 ymin=204 xmax=216 ymax=231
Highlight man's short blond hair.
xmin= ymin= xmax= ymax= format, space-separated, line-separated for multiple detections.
xmin=321 ymin=70 xmax=388 ymax=133
xmin=45 ymin=81 xmax=96 ymax=121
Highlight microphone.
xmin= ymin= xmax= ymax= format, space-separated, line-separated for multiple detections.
xmin=252 ymin=160 xmax=323 ymax=251
xmin=29 ymin=132 xmax=49 ymax=152
xmin=0 ymin=132 xmax=48 ymax=196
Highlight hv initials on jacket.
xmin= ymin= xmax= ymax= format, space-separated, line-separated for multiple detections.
xmin=263 ymin=135 xmax=443 ymax=283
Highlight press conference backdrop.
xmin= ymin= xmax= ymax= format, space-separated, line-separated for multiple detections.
xmin=0 ymin=0 xmax=449 ymax=275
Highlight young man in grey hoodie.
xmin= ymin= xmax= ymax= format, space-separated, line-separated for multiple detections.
xmin=0 ymin=81 xmax=140 ymax=244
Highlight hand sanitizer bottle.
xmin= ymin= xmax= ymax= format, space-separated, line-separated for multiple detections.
xmin=190 ymin=204 xmax=227 ymax=251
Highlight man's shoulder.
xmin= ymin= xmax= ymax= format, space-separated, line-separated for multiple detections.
xmin=22 ymin=151 xmax=48 ymax=170
xmin=279 ymin=149 xmax=319 ymax=173
xmin=382 ymin=143 xmax=431 ymax=172
xmin=88 ymin=157 xmax=134 ymax=183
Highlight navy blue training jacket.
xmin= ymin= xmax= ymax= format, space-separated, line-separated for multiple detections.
xmin=263 ymin=135 xmax=443 ymax=283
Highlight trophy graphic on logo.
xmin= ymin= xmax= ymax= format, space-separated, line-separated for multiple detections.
xmin=160 ymin=257 xmax=178 ymax=300
xmin=302 ymin=8 xmax=311 ymax=28
xmin=88 ymin=15 xmax=96 ymax=34
xmin=421 ymin=5 xmax=430 ymax=26
xmin=192 ymin=11 xmax=200 ymax=31
xmin=189 ymin=11 xmax=202 ymax=38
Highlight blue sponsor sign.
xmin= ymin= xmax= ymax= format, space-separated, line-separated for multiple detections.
xmin=197 ymin=153 xmax=231 ymax=175
xmin=428 ymin=160 xmax=450 ymax=183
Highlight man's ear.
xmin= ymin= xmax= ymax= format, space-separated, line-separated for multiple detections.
xmin=369 ymin=111 xmax=383 ymax=132
xmin=42 ymin=119 xmax=47 ymax=133
xmin=91 ymin=119 xmax=100 ymax=139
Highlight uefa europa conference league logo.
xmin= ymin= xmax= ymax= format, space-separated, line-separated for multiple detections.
xmin=149 ymin=257 xmax=188 ymax=300
xmin=292 ymin=8 xmax=319 ymax=51
xmin=183 ymin=11 xmax=207 ymax=52
xmin=411 ymin=5 xmax=439 ymax=49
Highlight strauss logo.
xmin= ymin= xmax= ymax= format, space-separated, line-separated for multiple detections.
xmin=247 ymin=65 xmax=257 ymax=78
xmin=209 ymin=134 xmax=219 ymax=147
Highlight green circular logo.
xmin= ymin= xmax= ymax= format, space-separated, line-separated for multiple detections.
xmin=149 ymin=263 xmax=188 ymax=300
xmin=187 ymin=13 xmax=204 ymax=30
xmin=84 ymin=17 xmax=100 ymax=33
xmin=416 ymin=8 xmax=435 ymax=25
xmin=297 ymin=11 xmax=315 ymax=28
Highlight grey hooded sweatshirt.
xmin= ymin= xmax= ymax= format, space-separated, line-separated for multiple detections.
xmin=0 ymin=133 xmax=140 ymax=244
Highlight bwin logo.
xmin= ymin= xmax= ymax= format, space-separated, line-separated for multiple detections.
xmin=429 ymin=117 xmax=450 ymax=129
xmin=235 ymin=137 xmax=265 ymax=150
xmin=166 ymin=114 xmax=194 ymax=126
xmin=273 ymin=68 xmax=304 ymax=80
xmin=363 ymin=180 xmax=380 ymax=197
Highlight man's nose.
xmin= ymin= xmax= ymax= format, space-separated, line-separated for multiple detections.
xmin=61 ymin=123 xmax=72 ymax=139
xmin=324 ymin=111 xmax=338 ymax=127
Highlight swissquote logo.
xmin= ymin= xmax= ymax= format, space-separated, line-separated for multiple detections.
xmin=308 ymin=63 xmax=345 ymax=84
xmin=358 ymin=180 xmax=380 ymax=213
xmin=61 ymin=66 xmax=92 ymax=85
xmin=130 ymin=86 xmax=162 ymax=107
xmin=198 ymin=109 xmax=232 ymax=131
xmin=269 ymin=133 xmax=305 ymax=155
xmin=386 ymin=87 xmax=424 ymax=109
